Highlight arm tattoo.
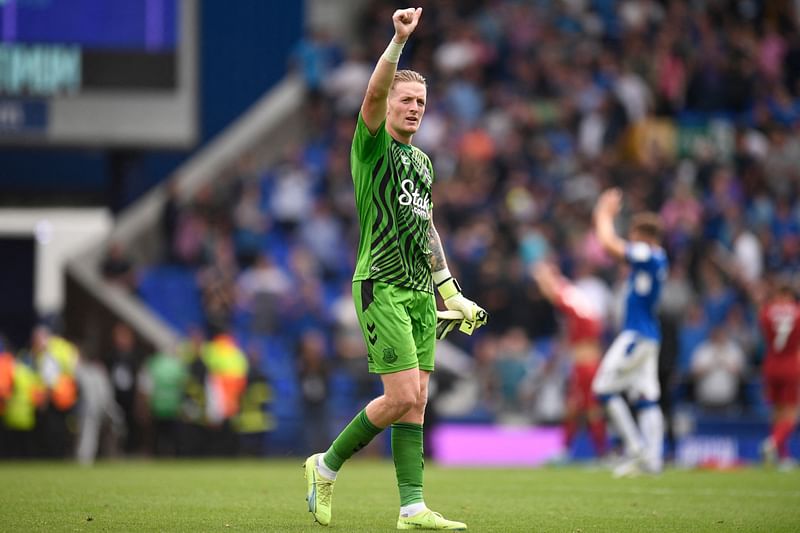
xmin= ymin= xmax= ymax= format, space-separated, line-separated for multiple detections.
xmin=427 ymin=222 xmax=448 ymax=272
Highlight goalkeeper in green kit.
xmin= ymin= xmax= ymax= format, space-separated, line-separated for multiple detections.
xmin=303 ymin=7 xmax=486 ymax=531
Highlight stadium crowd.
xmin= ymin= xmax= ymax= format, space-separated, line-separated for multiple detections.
xmin=2 ymin=0 xmax=800 ymax=461
xmin=0 ymin=323 xmax=272 ymax=463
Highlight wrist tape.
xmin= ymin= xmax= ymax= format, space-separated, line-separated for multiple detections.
xmin=382 ymin=39 xmax=405 ymax=64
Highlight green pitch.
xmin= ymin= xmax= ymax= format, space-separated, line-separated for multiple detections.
xmin=0 ymin=460 xmax=798 ymax=532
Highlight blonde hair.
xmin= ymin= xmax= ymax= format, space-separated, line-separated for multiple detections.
xmin=391 ymin=69 xmax=426 ymax=89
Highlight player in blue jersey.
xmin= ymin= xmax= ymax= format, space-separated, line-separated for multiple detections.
xmin=591 ymin=188 xmax=668 ymax=477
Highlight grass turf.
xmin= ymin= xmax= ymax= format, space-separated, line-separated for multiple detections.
xmin=0 ymin=459 xmax=798 ymax=532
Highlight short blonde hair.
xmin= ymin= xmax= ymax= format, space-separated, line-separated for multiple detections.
xmin=391 ymin=69 xmax=426 ymax=89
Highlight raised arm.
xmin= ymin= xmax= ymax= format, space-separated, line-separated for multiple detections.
xmin=531 ymin=261 xmax=562 ymax=304
xmin=360 ymin=7 xmax=422 ymax=134
xmin=593 ymin=188 xmax=627 ymax=261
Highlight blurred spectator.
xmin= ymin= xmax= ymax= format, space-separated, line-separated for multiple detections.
xmin=473 ymin=335 xmax=501 ymax=412
xmin=0 ymin=349 xmax=43 ymax=458
xmin=660 ymin=260 xmax=694 ymax=322
xmin=173 ymin=196 xmax=209 ymax=267
xmin=660 ymin=178 xmax=702 ymax=246
xmin=299 ymin=200 xmax=345 ymax=280
xmin=690 ymin=324 xmax=746 ymax=412
xmin=161 ymin=181 xmax=181 ymax=264
xmin=614 ymin=62 xmax=652 ymax=123
xmin=0 ymin=341 xmax=13 ymax=417
xmin=283 ymin=248 xmax=331 ymax=337
xmin=203 ymin=332 xmax=248 ymax=455
xmin=138 ymin=349 xmax=187 ymax=457
xmin=493 ymin=328 xmax=532 ymax=418
xmin=699 ymin=264 xmax=737 ymax=328
xmin=30 ymin=325 xmax=79 ymax=458
xmin=678 ymin=302 xmax=710 ymax=376
xmin=724 ymin=303 xmax=760 ymax=365
xmin=764 ymin=126 xmax=800 ymax=194
xmin=74 ymin=352 xmax=124 ymax=465
xmin=233 ymin=344 xmax=273 ymax=456
xmin=101 ymin=242 xmax=136 ymax=290
xmin=290 ymin=28 xmax=342 ymax=93
xmin=298 ymin=329 xmax=330 ymax=455
xmin=233 ymin=179 xmax=270 ymax=268
xmin=236 ymin=253 xmax=292 ymax=335
xmin=268 ymin=147 xmax=318 ymax=234
xmin=323 ymin=47 xmax=371 ymax=115
xmin=197 ymin=237 xmax=239 ymax=334
xmin=107 ymin=322 xmax=142 ymax=454
xmin=178 ymin=328 xmax=209 ymax=456
xmin=731 ymin=219 xmax=764 ymax=283
xmin=330 ymin=284 xmax=373 ymax=408
xmin=522 ymin=346 xmax=568 ymax=425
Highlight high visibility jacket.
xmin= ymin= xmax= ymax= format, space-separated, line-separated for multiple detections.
xmin=36 ymin=336 xmax=79 ymax=411
xmin=3 ymin=362 xmax=44 ymax=431
xmin=203 ymin=335 xmax=248 ymax=422
xmin=233 ymin=371 xmax=274 ymax=434
xmin=146 ymin=353 xmax=188 ymax=419
xmin=0 ymin=352 xmax=13 ymax=409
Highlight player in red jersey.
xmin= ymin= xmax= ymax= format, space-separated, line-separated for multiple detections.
xmin=758 ymin=281 xmax=800 ymax=468
xmin=533 ymin=261 xmax=607 ymax=458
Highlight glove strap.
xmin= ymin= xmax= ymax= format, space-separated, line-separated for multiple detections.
xmin=433 ymin=268 xmax=461 ymax=300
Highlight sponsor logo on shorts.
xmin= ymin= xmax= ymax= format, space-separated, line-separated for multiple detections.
xmin=382 ymin=347 xmax=398 ymax=364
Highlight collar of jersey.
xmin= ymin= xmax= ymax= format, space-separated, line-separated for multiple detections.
xmin=392 ymin=139 xmax=413 ymax=150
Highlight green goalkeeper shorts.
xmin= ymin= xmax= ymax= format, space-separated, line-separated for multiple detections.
xmin=352 ymin=279 xmax=436 ymax=374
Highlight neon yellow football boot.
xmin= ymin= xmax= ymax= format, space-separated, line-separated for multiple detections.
xmin=304 ymin=453 xmax=335 ymax=526
xmin=397 ymin=508 xmax=467 ymax=530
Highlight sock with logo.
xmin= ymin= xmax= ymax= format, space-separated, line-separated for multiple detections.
xmin=322 ymin=408 xmax=382 ymax=472
xmin=392 ymin=422 xmax=425 ymax=508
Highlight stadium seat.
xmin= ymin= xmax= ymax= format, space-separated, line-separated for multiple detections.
xmin=138 ymin=266 xmax=204 ymax=335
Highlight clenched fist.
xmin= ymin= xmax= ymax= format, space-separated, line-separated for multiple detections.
xmin=392 ymin=7 xmax=422 ymax=43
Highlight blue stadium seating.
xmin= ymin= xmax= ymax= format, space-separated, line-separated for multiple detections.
xmin=138 ymin=266 xmax=204 ymax=335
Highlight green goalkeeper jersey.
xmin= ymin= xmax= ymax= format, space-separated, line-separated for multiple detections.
xmin=351 ymin=113 xmax=434 ymax=293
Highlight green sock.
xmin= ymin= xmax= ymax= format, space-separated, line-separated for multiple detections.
xmin=322 ymin=408 xmax=382 ymax=472
xmin=391 ymin=422 xmax=424 ymax=506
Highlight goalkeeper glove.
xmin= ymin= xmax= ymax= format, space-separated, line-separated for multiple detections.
xmin=436 ymin=310 xmax=464 ymax=340
xmin=433 ymin=268 xmax=488 ymax=337
xmin=435 ymin=309 xmax=488 ymax=340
